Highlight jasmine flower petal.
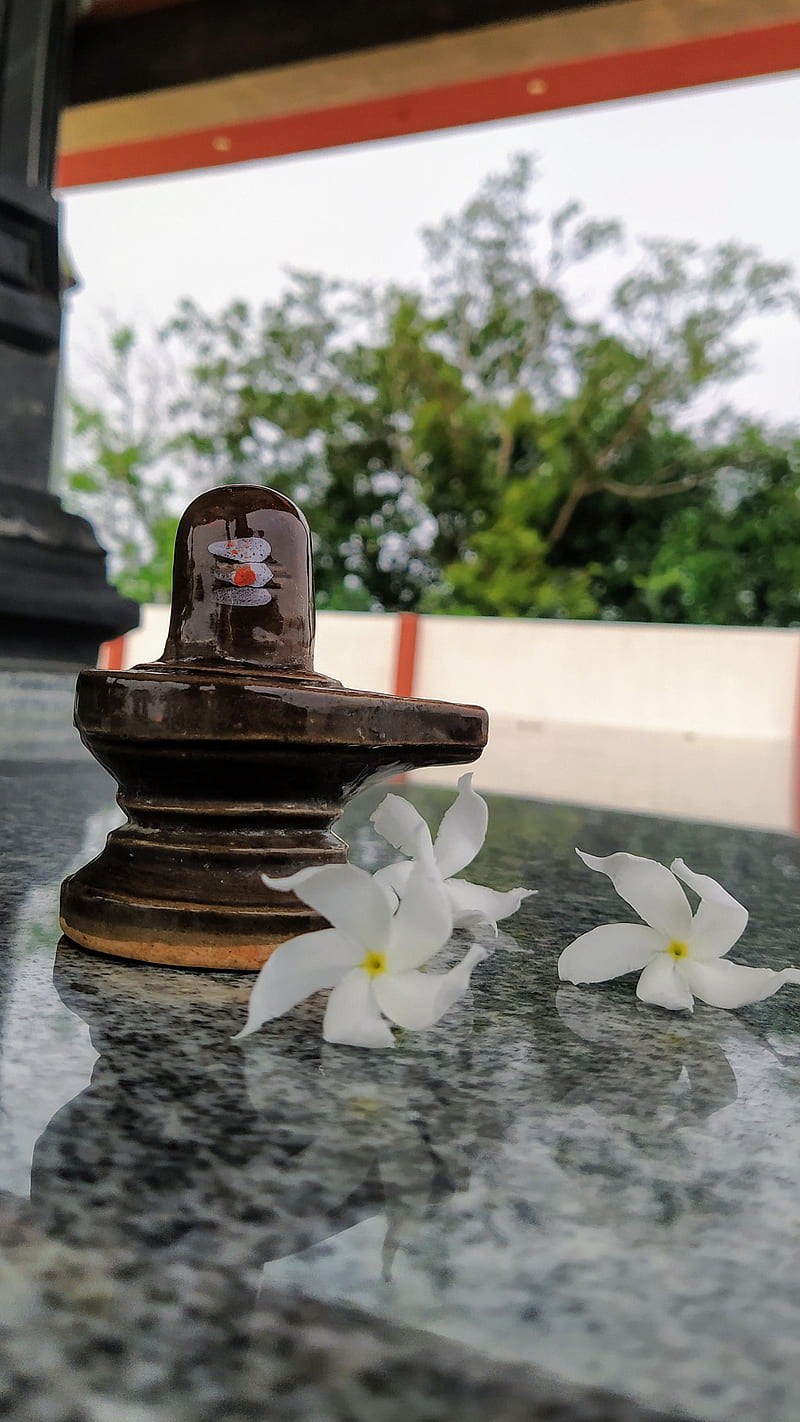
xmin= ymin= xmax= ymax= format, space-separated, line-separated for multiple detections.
xmin=682 ymin=957 xmax=800 ymax=1008
xmin=373 ymin=944 xmax=488 ymax=1029
xmin=636 ymin=955 xmax=695 ymax=1012
xmin=370 ymin=794 xmax=433 ymax=859
xmin=432 ymin=773 xmax=489 ymax=879
xmin=671 ymin=857 xmax=749 ymax=960
xmin=372 ymin=859 xmax=412 ymax=905
xmin=262 ymin=863 xmax=392 ymax=952
xmin=323 ymin=968 xmax=396 ymax=1048
xmin=234 ymin=928 xmax=359 ymax=1038
xmin=387 ymin=845 xmax=453 ymax=973
xmin=577 ymin=849 xmax=693 ymax=941
xmin=559 ymin=922 xmax=666 ymax=983
xmin=372 ymin=779 xmax=531 ymax=934
xmin=446 ymin=877 xmax=535 ymax=932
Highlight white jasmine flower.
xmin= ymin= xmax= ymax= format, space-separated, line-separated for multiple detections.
xmin=371 ymin=773 xmax=533 ymax=933
xmin=558 ymin=849 xmax=800 ymax=1012
xmin=236 ymin=827 xmax=486 ymax=1048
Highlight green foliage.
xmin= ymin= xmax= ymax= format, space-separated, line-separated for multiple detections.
xmin=59 ymin=325 xmax=184 ymax=603
xmin=638 ymin=430 xmax=800 ymax=626
xmin=59 ymin=156 xmax=800 ymax=624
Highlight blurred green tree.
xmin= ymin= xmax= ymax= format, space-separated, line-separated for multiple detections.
xmin=637 ymin=428 xmax=800 ymax=626
xmin=62 ymin=324 xmax=183 ymax=603
xmin=60 ymin=155 xmax=800 ymax=621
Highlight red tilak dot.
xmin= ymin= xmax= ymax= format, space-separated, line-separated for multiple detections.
xmin=233 ymin=566 xmax=257 ymax=586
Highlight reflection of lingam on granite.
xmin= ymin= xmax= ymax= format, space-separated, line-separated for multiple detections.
xmin=22 ymin=922 xmax=800 ymax=1421
xmin=0 ymin=777 xmax=121 ymax=1199
xmin=31 ymin=943 xmax=482 ymax=1283
xmin=22 ymin=941 xmax=502 ymax=1406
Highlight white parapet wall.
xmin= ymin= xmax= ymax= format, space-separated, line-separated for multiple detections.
xmin=411 ymin=616 xmax=800 ymax=829
xmin=120 ymin=604 xmax=171 ymax=667
xmin=314 ymin=611 xmax=400 ymax=694
xmin=413 ymin=616 xmax=800 ymax=741
xmin=104 ymin=608 xmax=800 ymax=830
xmin=114 ymin=606 xmax=402 ymax=694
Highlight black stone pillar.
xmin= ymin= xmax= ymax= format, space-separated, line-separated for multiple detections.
xmin=0 ymin=0 xmax=137 ymax=667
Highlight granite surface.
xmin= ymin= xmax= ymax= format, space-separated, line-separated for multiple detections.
xmin=3 ymin=729 xmax=800 ymax=1420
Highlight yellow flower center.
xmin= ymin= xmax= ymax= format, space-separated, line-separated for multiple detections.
xmin=666 ymin=940 xmax=689 ymax=959
xmin=361 ymin=950 xmax=387 ymax=978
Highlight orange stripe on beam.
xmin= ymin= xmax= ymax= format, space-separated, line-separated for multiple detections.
xmin=57 ymin=21 xmax=800 ymax=188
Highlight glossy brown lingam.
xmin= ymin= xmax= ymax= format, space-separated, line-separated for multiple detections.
xmin=60 ymin=486 xmax=488 ymax=970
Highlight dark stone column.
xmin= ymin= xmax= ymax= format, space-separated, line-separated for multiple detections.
xmin=0 ymin=0 xmax=138 ymax=668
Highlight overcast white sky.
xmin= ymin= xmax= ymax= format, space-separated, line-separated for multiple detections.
xmin=61 ymin=70 xmax=800 ymax=426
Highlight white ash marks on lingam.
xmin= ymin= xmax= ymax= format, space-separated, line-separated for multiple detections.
xmin=209 ymin=536 xmax=274 ymax=606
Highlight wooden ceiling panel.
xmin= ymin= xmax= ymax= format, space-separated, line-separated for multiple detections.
xmin=69 ymin=1 xmax=618 ymax=107
xmin=83 ymin=0 xmax=196 ymax=19
xmin=59 ymin=0 xmax=800 ymax=188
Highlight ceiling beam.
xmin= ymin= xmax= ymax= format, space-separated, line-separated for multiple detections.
xmin=59 ymin=0 xmax=800 ymax=188
xmin=69 ymin=0 xmax=618 ymax=107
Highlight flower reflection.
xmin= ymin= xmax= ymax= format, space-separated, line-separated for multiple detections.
xmin=33 ymin=942 xmax=482 ymax=1293
xmin=553 ymin=984 xmax=740 ymax=1128
xmin=242 ymin=1038 xmax=476 ymax=1282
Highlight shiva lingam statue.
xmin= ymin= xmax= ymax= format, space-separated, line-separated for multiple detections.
xmin=60 ymin=486 xmax=488 ymax=970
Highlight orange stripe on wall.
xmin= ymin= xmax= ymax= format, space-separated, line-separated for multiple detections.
xmin=791 ymin=641 xmax=800 ymax=834
xmin=57 ymin=20 xmax=800 ymax=188
xmin=394 ymin=612 xmax=420 ymax=699
xmin=99 ymin=635 xmax=126 ymax=670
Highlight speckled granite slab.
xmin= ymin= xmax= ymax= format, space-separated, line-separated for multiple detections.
xmin=3 ymin=741 xmax=800 ymax=1420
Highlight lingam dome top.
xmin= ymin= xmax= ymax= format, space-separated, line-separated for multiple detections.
xmin=158 ymin=485 xmax=315 ymax=673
